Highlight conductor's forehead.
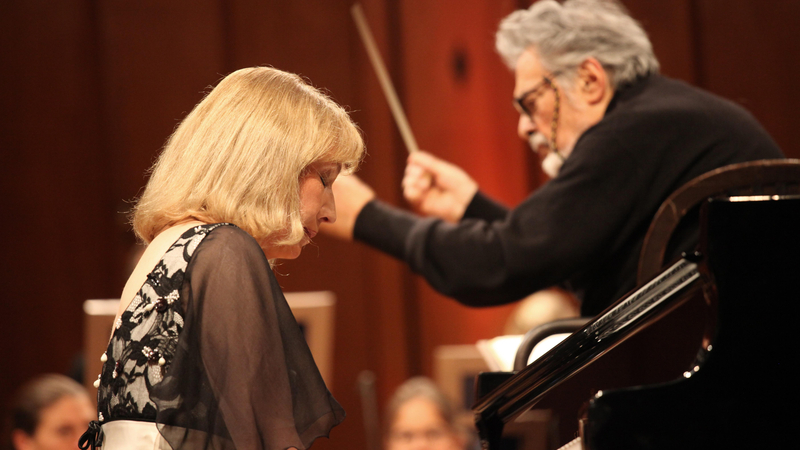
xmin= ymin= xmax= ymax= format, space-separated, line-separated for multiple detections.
xmin=514 ymin=49 xmax=547 ymax=96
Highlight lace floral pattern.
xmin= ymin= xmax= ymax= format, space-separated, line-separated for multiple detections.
xmin=97 ymin=223 xmax=227 ymax=423
xmin=93 ymin=223 xmax=344 ymax=449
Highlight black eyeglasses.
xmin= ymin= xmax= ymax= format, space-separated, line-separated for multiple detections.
xmin=513 ymin=73 xmax=562 ymax=155
xmin=513 ymin=74 xmax=559 ymax=119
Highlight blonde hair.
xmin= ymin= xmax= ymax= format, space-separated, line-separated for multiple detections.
xmin=132 ymin=67 xmax=365 ymax=247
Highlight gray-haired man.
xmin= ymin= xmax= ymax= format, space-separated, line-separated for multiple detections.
xmin=325 ymin=0 xmax=783 ymax=316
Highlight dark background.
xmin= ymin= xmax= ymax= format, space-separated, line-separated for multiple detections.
xmin=1 ymin=1 xmax=798 ymax=449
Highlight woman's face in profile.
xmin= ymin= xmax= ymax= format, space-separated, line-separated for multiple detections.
xmin=12 ymin=394 xmax=95 ymax=450
xmin=265 ymin=161 xmax=341 ymax=260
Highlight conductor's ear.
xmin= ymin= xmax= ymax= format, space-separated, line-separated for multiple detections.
xmin=577 ymin=57 xmax=609 ymax=104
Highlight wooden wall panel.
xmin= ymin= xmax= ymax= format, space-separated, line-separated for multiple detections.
xmin=96 ymin=0 xmax=228 ymax=210
xmin=0 ymin=0 xmax=117 ymax=408
xmin=399 ymin=0 xmax=528 ymax=377
xmin=693 ymin=0 xmax=800 ymax=158
xmin=624 ymin=0 xmax=697 ymax=83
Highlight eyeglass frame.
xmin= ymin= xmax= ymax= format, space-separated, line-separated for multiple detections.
xmin=512 ymin=72 xmax=560 ymax=119
xmin=513 ymin=72 xmax=563 ymax=158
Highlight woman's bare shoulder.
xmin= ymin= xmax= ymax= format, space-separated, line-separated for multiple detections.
xmin=117 ymin=221 xmax=207 ymax=318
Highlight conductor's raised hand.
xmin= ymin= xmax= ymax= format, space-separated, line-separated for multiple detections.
xmin=321 ymin=174 xmax=376 ymax=241
xmin=402 ymin=151 xmax=478 ymax=223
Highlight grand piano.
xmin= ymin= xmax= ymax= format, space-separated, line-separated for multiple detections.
xmin=473 ymin=196 xmax=799 ymax=449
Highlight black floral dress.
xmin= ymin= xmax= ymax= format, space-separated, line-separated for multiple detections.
xmin=93 ymin=224 xmax=344 ymax=450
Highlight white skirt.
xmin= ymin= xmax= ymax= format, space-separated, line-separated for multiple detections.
xmin=102 ymin=420 xmax=172 ymax=450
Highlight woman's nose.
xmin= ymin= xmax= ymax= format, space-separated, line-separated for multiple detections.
xmin=320 ymin=192 xmax=337 ymax=224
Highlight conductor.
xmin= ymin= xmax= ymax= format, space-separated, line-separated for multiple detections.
xmin=325 ymin=0 xmax=783 ymax=316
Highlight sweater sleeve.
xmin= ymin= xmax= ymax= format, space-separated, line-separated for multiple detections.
xmin=355 ymin=75 xmax=786 ymax=313
xmin=354 ymin=131 xmax=643 ymax=308
xmin=353 ymin=191 xmax=510 ymax=260
xmin=406 ymin=135 xmax=642 ymax=306
xmin=462 ymin=192 xmax=510 ymax=222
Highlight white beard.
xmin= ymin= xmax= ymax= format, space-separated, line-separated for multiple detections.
xmin=528 ymin=133 xmax=564 ymax=178
xmin=541 ymin=151 xmax=564 ymax=178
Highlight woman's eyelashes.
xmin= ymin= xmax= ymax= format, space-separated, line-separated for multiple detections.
xmin=312 ymin=163 xmax=340 ymax=188
xmin=320 ymin=169 xmax=339 ymax=188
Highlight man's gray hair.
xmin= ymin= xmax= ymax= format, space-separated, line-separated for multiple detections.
xmin=496 ymin=0 xmax=659 ymax=89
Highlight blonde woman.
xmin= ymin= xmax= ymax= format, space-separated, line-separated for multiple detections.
xmin=81 ymin=67 xmax=364 ymax=450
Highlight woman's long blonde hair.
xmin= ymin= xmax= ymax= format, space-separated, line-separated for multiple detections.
xmin=132 ymin=67 xmax=364 ymax=247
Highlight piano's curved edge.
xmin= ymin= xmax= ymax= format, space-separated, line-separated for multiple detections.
xmin=473 ymin=259 xmax=705 ymax=446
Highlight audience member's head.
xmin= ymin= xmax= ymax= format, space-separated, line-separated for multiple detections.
xmin=6 ymin=375 xmax=94 ymax=450
xmin=384 ymin=377 xmax=467 ymax=450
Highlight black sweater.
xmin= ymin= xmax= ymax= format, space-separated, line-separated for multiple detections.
xmin=354 ymin=75 xmax=784 ymax=316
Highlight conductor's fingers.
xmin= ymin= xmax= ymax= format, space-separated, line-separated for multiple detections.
xmin=402 ymin=163 xmax=432 ymax=188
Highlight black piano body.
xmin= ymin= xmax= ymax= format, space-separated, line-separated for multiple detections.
xmin=473 ymin=196 xmax=800 ymax=449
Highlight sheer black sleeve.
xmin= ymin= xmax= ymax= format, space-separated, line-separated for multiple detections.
xmin=150 ymin=225 xmax=344 ymax=450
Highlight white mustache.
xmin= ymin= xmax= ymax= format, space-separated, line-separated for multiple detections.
xmin=527 ymin=133 xmax=563 ymax=178
xmin=527 ymin=133 xmax=550 ymax=153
